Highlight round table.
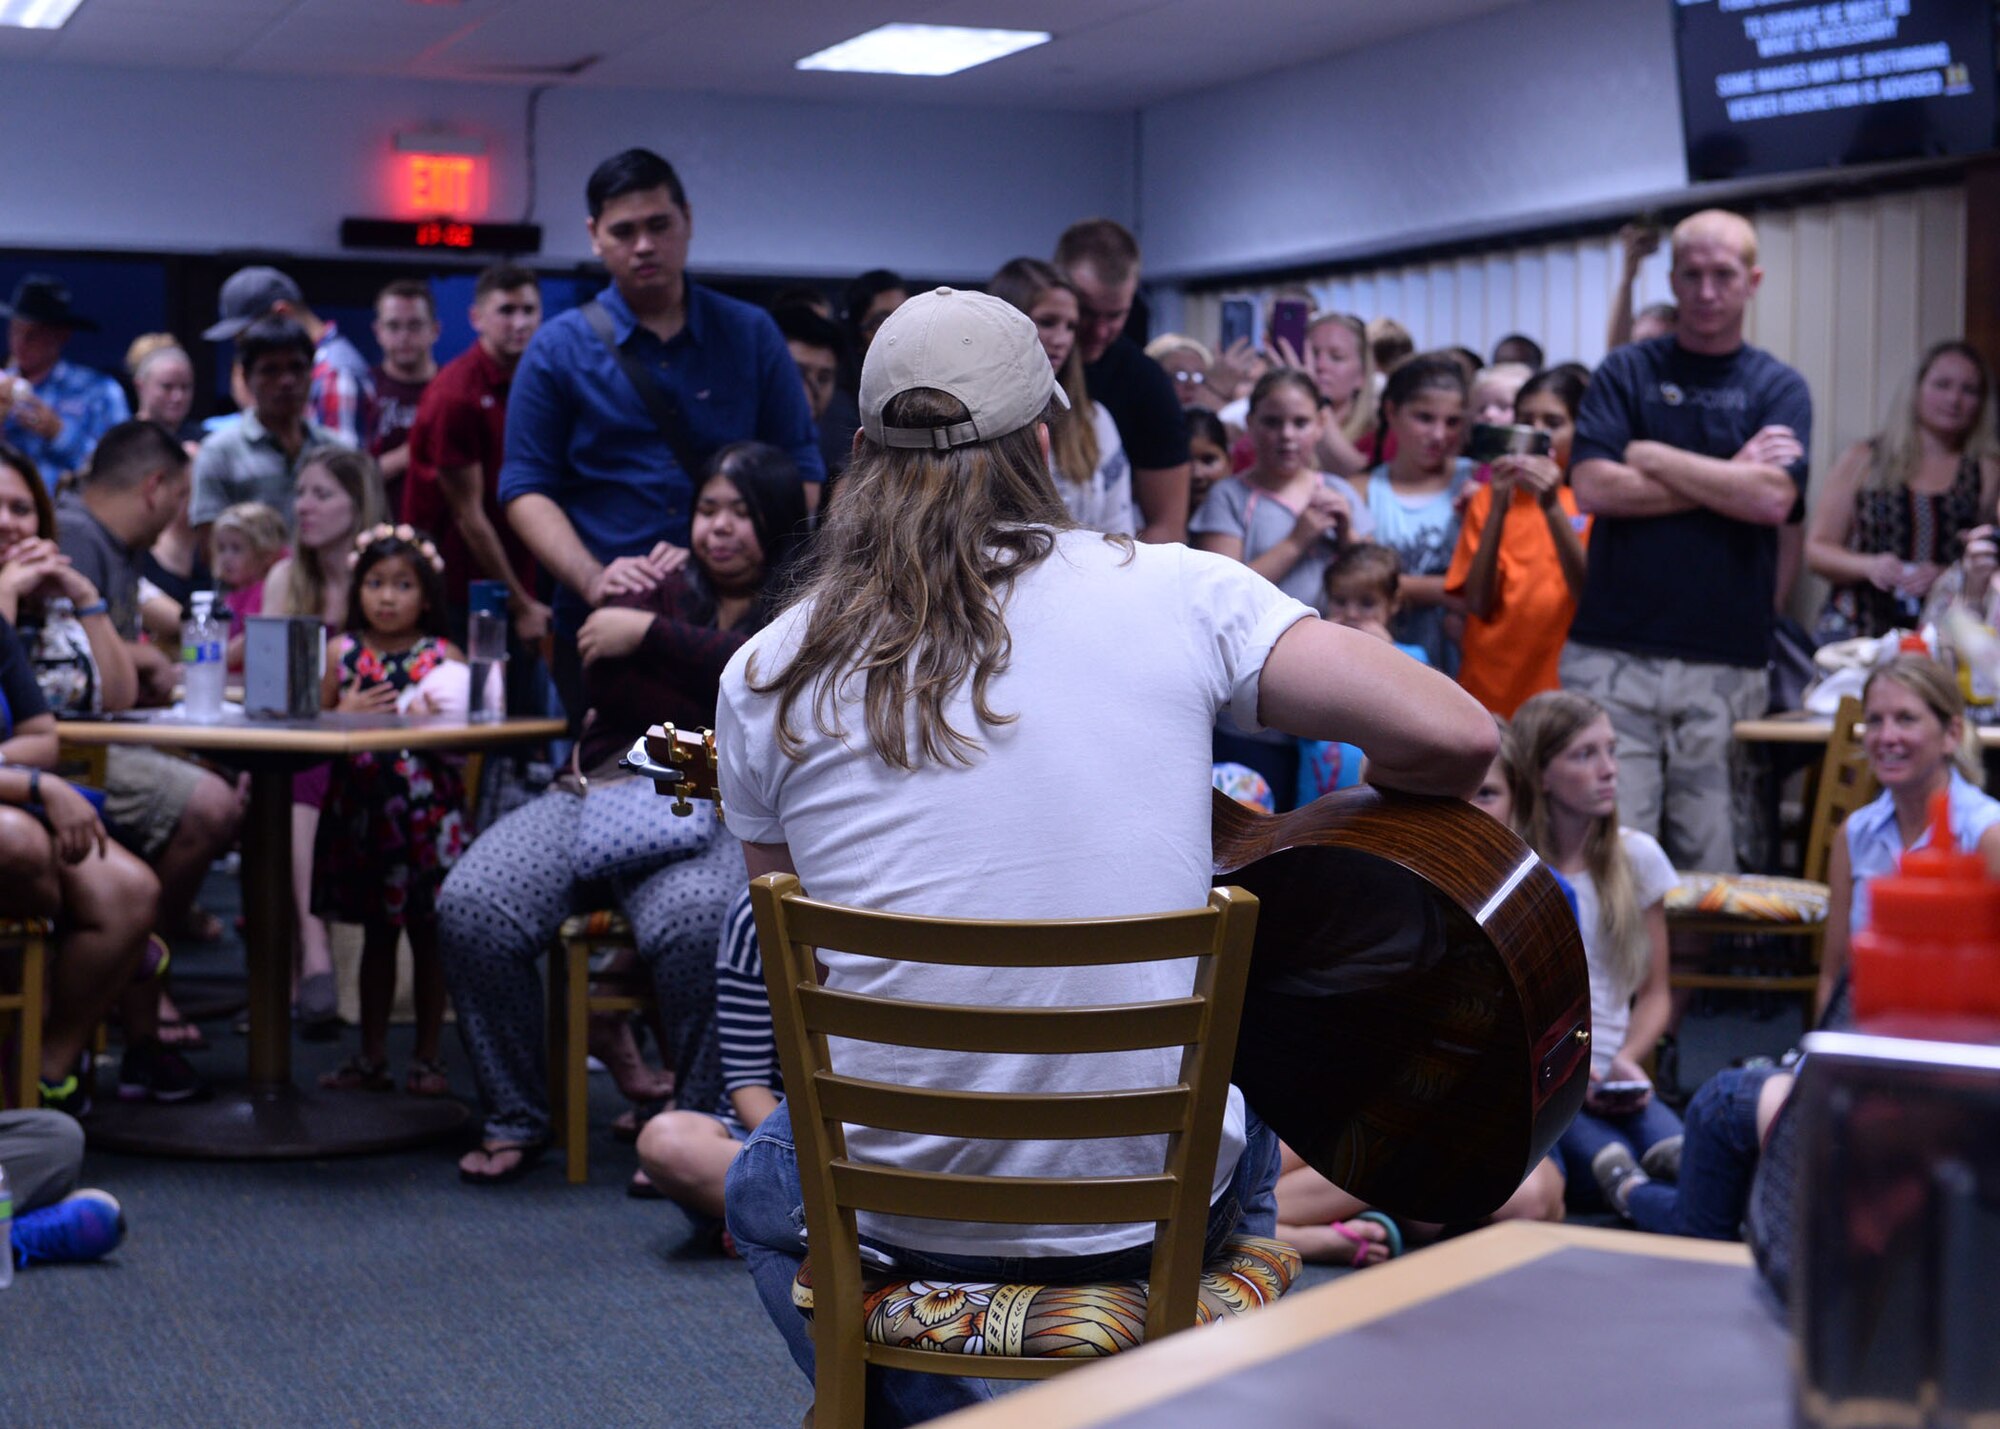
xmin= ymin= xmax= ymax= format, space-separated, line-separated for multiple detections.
xmin=56 ymin=710 xmax=565 ymax=1159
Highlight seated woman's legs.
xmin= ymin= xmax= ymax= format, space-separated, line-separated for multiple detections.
xmin=439 ymin=792 xmax=584 ymax=1168
xmin=637 ymin=1111 xmax=744 ymax=1220
xmin=615 ymin=829 xmax=742 ymax=1125
xmin=1273 ymin=1142 xmax=1395 ymax=1265
xmin=1624 ymin=1066 xmax=1792 ymax=1239
xmin=24 ymin=817 xmax=157 ymax=1086
xmin=1557 ymin=1096 xmax=1685 ymax=1211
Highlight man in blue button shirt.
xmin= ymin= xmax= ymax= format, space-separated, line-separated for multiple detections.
xmin=1 ymin=275 xmax=131 ymax=491
xmin=500 ymin=148 xmax=824 ymax=720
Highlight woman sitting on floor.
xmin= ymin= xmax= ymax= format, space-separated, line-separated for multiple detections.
xmin=1595 ymin=655 xmax=2000 ymax=1235
xmin=441 ymin=442 xmax=807 ymax=1184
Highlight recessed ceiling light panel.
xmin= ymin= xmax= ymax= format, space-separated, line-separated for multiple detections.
xmin=0 ymin=0 xmax=85 ymax=29
xmin=796 ymin=23 xmax=1051 ymax=77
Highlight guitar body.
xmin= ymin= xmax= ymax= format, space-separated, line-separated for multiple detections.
xmin=1213 ymin=786 xmax=1590 ymax=1223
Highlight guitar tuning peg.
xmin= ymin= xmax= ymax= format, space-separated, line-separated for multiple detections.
xmin=671 ymin=781 xmax=693 ymax=817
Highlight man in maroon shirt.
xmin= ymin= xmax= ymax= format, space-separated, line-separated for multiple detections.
xmin=403 ymin=263 xmax=547 ymax=640
xmin=369 ymin=278 xmax=440 ymax=517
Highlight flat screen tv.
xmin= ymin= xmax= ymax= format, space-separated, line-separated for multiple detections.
xmin=1675 ymin=0 xmax=1998 ymax=182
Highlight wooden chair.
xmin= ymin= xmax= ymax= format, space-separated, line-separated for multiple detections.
xmin=1667 ymin=695 xmax=1877 ymax=1019
xmin=752 ymin=873 xmax=1295 ymax=1429
xmin=546 ymin=910 xmax=654 ymax=1185
xmin=0 ymin=918 xmax=49 ymax=1109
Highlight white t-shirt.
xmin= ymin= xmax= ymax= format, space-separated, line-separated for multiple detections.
xmin=1565 ymin=827 xmax=1677 ymax=1080
xmin=718 ymin=530 xmax=1317 ymax=1256
xmin=1051 ymin=402 xmax=1136 ymax=537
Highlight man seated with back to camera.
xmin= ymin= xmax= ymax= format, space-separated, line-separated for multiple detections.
xmin=716 ymin=287 xmax=1497 ymax=1426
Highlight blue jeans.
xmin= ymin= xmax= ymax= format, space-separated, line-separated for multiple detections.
xmin=725 ymin=1101 xmax=1282 ymax=1427
xmin=1625 ymin=1066 xmax=1778 ymax=1238
xmin=1557 ymin=1095 xmax=1685 ymax=1211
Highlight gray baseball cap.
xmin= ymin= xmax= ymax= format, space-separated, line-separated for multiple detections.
xmin=860 ymin=287 xmax=1068 ymax=450
xmin=203 ymin=265 xmax=304 ymax=341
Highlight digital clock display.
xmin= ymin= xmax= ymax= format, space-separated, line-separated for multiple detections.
xmin=340 ymin=218 xmax=542 ymax=254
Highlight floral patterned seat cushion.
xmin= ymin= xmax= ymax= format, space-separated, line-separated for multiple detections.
xmin=1666 ymin=873 xmax=1828 ymax=925
xmin=558 ymin=910 xmax=634 ymax=942
xmin=790 ymin=1234 xmax=1299 ymax=1359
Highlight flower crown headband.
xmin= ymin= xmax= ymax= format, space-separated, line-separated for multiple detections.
xmin=353 ymin=522 xmax=446 ymax=575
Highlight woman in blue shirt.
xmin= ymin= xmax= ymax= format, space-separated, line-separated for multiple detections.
xmin=1818 ymin=653 xmax=2000 ymax=1016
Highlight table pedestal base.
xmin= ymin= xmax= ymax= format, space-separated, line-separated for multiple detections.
xmin=85 ymin=1083 xmax=468 ymax=1159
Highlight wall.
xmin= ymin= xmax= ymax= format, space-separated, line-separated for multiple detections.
xmin=1137 ymin=0 xmax=1685 ymax=280
xmin=0 ymin=61 xmax=1136 ymax=280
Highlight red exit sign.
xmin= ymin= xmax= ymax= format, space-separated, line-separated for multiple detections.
xmin=400 ymin=153 xmax=487 ymax=218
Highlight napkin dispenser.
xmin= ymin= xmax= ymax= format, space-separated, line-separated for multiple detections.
xmin=243 ymin=615 xmax=323 ymax=720
xmin=1791 ymin=1029 xmax=2000 ymax=1428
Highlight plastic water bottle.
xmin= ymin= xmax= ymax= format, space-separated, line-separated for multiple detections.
xmin=1 ymin=1159 xmax=14 ymax=1288
xmin=181 ymin=591 xmax=226 ymax=722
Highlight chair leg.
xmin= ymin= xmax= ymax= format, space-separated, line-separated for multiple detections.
xmin=546 ymin=951 xmax=568 ymax=1152
xmin=564 ymin=938 xmax=591 ymax=1185
xmin=23 ymin=935 xmax=43 ymax=1107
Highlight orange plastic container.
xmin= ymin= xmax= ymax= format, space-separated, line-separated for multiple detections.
xmin=1851 ymin=788 xmax=2000 ymax=1028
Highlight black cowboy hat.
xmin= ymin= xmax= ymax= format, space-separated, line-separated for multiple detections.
xmin=0 ymin=274 xmax=98 ymax=332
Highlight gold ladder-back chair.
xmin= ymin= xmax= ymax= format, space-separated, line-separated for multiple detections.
xmin=752 ymin=873 xmax=1296 ymax=1429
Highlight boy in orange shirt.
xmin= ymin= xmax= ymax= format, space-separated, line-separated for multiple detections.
xmin=1446 ymin=369 xmax=1592 ymax=715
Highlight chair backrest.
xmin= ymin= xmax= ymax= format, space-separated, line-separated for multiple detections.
xmin=750 ymin=873 xmax=1260 ymax=1376
xmin=1804 ymin=695 xmax=1877 ymax=886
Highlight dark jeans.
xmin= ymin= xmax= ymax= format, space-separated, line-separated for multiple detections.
xmin=725 ymin=1101 xmax=1283 ymax=1427
xmin=1557 ymin=1096 xmax=1685 ymax=1211
xmin=1627 ymin=1066 xmax=1780 ymax=1239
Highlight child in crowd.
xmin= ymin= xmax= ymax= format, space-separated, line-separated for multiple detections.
xmin=1192 ymin=368 xmax=1374 ymax=803
xmin=313 ymin=525 xmax=468 ymax=1097
xmin=211 ymin=500 xmax=287 ymax=669
xmin=1296 ymin=544 xmax=1429 ymax=803
xmin=1469 ymin=362 xmax=1533 ymax=426
xmin=987 ymin=258 xmax=1133 ymax=536
xmin=1445 ymin=368 xmax=1592 ymax=716
xmin=1185 ymin=408 xmax=1231 ymax=514
xmin=634 ymin=888 xmax=783 ymax=1247
xmin=1361 ymin=354 xmax=1474 ymax=672
xmin=1505 ymin=691 xmax=1683 ymax=1213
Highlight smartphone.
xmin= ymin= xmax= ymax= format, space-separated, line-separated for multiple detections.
xmin=1269 ymin=299 xmax=1310 ymax=360
xmin=1466 ymin=422 xmax=1553 ymax=464
xmin=1598 ymin=1079 xmax=1651 ymax=1096
xmin=1219 ymin=298 xmax=1256 ymax=353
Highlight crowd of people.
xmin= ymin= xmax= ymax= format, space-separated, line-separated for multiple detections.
xmin=2 ymin=147 xmax=1995 ymax=1420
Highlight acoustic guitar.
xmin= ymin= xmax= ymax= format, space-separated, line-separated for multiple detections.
xmin=626 ymin=725 xmax=1590 ymax=1224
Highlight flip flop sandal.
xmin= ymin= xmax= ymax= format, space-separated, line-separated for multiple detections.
xmin=318 ymin=1056 xmax=394 ymax=1093
xmin=1353 ymin=1210 xmax=1405 ymax=1258
xmin=405 ymin=1059 xmax=451 ymax=1097
xmin=157 ymin=1019 xmax=210 ymax=1053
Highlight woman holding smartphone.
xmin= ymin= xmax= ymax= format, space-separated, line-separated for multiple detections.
xmin=1505 ymin=691 xmax=1684 ymax=1214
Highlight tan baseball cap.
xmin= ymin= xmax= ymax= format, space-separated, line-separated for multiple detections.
xmin=860 ymin=287 xmax=1069 ymax=450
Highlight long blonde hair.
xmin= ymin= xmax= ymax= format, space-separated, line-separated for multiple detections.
xmin=1306 ymin=311 xmax=1376 ymax=444
xmin=283 ymin=448 xmax=385 ymax=623
xmin=748 ymin=388 xmax=1079 ymax=770
xmin=1505 ymin=691 xmax=1647 ymax=996
xmin=1864 ymin=654 xmax=1981 ymax=785
xmin=1866 ymin=340 xmax=2000 ymax=492
xmin=986 ymin=259 xmax=1100 ymax=490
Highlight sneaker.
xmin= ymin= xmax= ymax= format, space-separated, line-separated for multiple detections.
xmin=11 ymin=1189 xmax=126 ymax=1268
xmin=1640 ymin=1135 xmax=1685 ymax=1183
xmin=117 ymin=1040 xmax=207 ymax=1104
xmin=1590 ymin=1143 xmax=1650 ymax=1219
xmin=38 ymin=1050 xmax=93 ymax=1118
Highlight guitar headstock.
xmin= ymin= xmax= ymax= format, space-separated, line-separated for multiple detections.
xmin=620 ymin=723 xmax=720 ymax=819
